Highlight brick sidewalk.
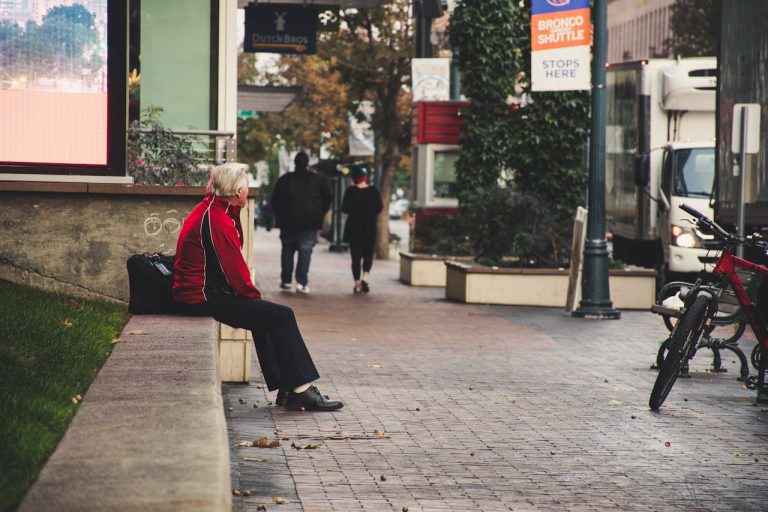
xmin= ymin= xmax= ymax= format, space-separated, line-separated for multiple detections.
xmin=224 ymin=228 xmax=768 ymax=512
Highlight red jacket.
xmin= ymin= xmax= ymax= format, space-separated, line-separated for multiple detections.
xmin=173 ymin=195 xmax=262 ymax=304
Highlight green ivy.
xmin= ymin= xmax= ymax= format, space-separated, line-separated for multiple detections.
xmin=450 ymin=0 xmax=526 ymax=197
xmin=450 ymin=0 xmax=590 ymax=266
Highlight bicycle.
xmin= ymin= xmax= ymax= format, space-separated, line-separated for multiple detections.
xmin=651 ymin=280 xmax=750 ymax=380
xmin=649 ymin=203 xmax=768 ymax=410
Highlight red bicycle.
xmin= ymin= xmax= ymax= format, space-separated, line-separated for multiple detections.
xmin=649 ymin=203 xmax=768 ymax=410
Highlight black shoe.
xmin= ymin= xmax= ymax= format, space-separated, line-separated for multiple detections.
xmin=284 ymin=385 xmax=344 ymax=412
xmin=276 ymin=388 xmax=329 ymax=406
xmin=276 ymin=389 xmax=289 ymax=406
xmin=361 ymin=281 xmax=370 ymax=293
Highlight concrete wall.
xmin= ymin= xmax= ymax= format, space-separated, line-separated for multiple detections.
xmin=0 ymin=183 xmax=256 ymax=302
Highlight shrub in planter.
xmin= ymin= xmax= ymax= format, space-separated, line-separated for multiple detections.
xmin=450 ymin=1 xmax=589 ymax=269
xmin=464 ymin=186 xmax=571 ymax=268
xmin=411 ymin=213 xmax=473 ymax=256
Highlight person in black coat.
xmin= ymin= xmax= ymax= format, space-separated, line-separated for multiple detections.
xmin=271 ymin=152 xmax=332 ymax=293
xmin=341 ymin=166 xmax=383 ymax=294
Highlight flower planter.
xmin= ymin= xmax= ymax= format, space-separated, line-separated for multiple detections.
xmin=445 ymin=261 xmax=655 ymax=309
xmin=399 ymin=252 xmax=473 ymax=287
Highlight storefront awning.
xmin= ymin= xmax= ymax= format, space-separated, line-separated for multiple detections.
xmin=237 ymin=85 xmax=302 ymax=113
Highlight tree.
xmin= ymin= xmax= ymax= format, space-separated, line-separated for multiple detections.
xmin=450 ymin=0 xmax=590 ymax=266
xmin=236 ymin=53 xmax=350 ymax=178
xmin=663 ymin=0 xmax=720 ymax=57
xmin=237 ymin=1 xmax=413 ymax=258
xmin=327 ymin=2 xmax=414 ymax=258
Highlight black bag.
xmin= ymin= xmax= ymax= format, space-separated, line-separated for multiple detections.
xmin=126 ymin=253 xmax=175 ymax=314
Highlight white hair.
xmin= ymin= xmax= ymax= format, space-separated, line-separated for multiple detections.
xmin=207 ymin=163 xmax=249 ymax=197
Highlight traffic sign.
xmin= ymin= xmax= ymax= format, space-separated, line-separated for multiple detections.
xmin=238 ymin=110 xmax=260 ymax=119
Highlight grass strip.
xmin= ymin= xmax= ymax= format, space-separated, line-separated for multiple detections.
xmin=0 ymin=280 xmax=130 ymax=511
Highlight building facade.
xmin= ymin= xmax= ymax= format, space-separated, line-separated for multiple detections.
xmin=607 ymin=0 xmax=675 ymax=62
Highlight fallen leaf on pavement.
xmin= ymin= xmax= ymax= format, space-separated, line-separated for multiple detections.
xmin=254 ymin=437 xmax=281 ymax=448
xmin=272 ymin=496 xmax=289 ymax=504
xmin=291 ymin=442 xmax=319 ymax=450
xmin=128 ymin=330 xmax=148 ymax=335
xmin=368 ymin=364 xmax=383 ymax=368
xmin=374 ymin=429 xmax=387 ymax=436
xmin=242 ymin=457 xmax=268 ymax=462
xmin=256 ymin=505 xmax=267 ymax=511
xmin=607 ymin=400 xmax=623 ymax=406
xmin=111 ymin=338 xmax=122 ymax=344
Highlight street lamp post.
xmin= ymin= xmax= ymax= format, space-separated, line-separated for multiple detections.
xmin=572 ymin=0 xmax=620 ymax=320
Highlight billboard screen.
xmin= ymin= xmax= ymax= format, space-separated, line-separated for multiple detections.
xmin=0 ymin=1 xmax=109 ymax=167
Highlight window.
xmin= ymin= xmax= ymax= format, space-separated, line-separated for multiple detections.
xmin=673 ymin=148 xmax=715 ymax=198
xmin=432 ymin=149 xmax=458 ymax=199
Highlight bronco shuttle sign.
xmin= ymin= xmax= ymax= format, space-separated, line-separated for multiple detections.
xmin=530 ymin=0 xmax=591 ymax=91
xmin=244 ymin=5 xmax=317 ymax=55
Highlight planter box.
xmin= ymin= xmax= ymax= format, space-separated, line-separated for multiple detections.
xmin=399 ymin=252 xmax=473 ymax=287
xmin=445 ymin=261 xmax=655 ymax=310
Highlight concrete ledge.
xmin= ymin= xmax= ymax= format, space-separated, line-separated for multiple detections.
xmin=399 ymin=252 xmax=473 ymax=287
xmin=19 ymin=315 xmax=232 ymax=512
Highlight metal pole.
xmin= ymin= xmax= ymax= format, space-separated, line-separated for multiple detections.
xmin=737 ymin=105 xmax=749 ymax=258
xmin=329 ymin=173 xmax=348 ymax=253
xmin=573 ymin=0 xmax=620 ymax=320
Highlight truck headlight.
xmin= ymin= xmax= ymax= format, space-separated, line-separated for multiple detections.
xmin=672 ymin=225 xmax=700 ymax=248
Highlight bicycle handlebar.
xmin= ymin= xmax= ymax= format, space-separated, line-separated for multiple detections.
xmin=679 ymin=203 xmax=737 ymax=243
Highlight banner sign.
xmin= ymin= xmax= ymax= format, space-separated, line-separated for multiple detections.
xmin=244 ymin=5 xmax=317 ymax=55
xmin=530 ymin=0 xmax=591 ymax=91
xmin=349 ymin=101 xmax=375 ymax=157
xmin=412 ymin=58 xmax=450 ymax=102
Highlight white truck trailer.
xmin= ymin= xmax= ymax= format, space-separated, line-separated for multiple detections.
xmin=605 ymin=58 xmax=718 ymax=283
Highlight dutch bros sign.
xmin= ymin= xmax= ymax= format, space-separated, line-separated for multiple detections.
xmin=530 ymin=0 xmax=591 ymax=91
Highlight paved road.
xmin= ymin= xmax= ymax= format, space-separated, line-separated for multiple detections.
xmin=223 ymin=228 xmax=768 ymax=512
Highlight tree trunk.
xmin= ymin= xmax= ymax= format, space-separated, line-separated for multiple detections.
xmin=374 ymin=74 xmax=404 ymax=259
xmin=375 ymin=151 xmax=399 ymax=259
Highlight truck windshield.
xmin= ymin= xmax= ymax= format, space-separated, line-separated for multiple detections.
xmin=674 ymin=148 xmax=715 ymax=198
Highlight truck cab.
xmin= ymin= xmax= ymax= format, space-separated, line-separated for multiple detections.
xmin=658 ymin=141 xmax=716 ymax=276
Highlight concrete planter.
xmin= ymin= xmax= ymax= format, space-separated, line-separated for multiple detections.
xmin=445 ymin=261 xmax=655 ymax=310
xmin=399 ymin=252 xmax=473 ymax=287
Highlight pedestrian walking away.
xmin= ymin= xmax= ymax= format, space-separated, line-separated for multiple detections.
xmin=171 ymin=163 xmax=343 ymax=411
xmin=341 ymin=166 xmax=383 ymax=294
xmin=270 ymin=151 xmax=332 ymax=294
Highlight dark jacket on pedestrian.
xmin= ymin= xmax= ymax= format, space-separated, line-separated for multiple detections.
xmin=342 ymin=185 xmax=383 ymax=242
xmin=271 ymin=169 xmax=332 ymax=232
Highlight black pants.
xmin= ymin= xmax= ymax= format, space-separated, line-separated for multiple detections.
xmin=173 ymin=293 xmax=319 ymax=391
xmin=349 ymin=238 xmax=375 ymax=281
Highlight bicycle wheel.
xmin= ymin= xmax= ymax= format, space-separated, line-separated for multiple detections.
xmin=649 ymin=294 xmax=711 ymax=410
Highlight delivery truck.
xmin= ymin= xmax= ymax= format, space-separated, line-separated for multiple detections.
xmin=605 ymin=58 xmax=717 ymax=284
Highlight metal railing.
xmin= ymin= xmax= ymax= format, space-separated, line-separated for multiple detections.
xmin=138 ymin=128 xmax=236 ymax=164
